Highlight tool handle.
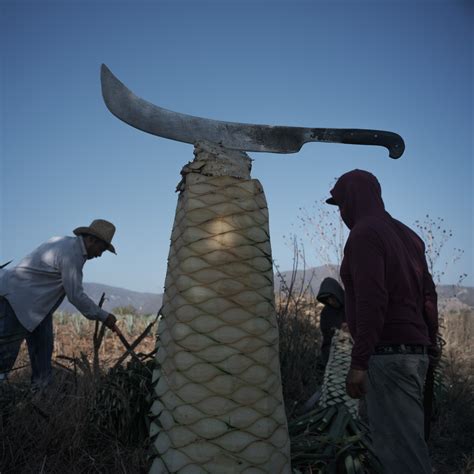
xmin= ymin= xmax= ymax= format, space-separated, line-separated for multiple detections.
xmin=341 ymin=129 xmax=405 ymax=159
xmin=113 ymin=325 xmax=148 ymax=367
xmin=94 ymin=292 xmax=107 ymax=342
xmin=98 ymin=292 xmax=106 ymax=308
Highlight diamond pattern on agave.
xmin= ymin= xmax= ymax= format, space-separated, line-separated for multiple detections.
xmin=150 ymin=145 xmax=291 ymax=473
xmin=320 ymin=329 xmax=359 ymax=418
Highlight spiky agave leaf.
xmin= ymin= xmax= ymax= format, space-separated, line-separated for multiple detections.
xmin=287 ymin=329 xmax=384 ymax=472
xmin=288 ymin=404 xmax=382 ymax=473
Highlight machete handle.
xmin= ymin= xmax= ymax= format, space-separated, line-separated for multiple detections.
xmin=341 ymin=129 xmax=405 ymax=159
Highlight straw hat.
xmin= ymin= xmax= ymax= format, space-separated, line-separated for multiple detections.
xmin=73 ymin=219 xmax=117 ymax=254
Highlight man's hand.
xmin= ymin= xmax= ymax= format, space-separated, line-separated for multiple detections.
xmin=104 ymin=313 xmax=118 ymax=331
xmin=346 ymin=368 xmax=368 ymax=399
xmin=340 ymin=322 xmax=350 ymax=333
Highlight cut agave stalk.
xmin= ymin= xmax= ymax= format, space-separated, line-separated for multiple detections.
xmin=149 ymin=141 xmax=291 ymax=473
xmin=319 ymin=329 xmax=359 ymax=417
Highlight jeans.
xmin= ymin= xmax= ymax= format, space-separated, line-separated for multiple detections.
xmin=366 ymin=353 xmax=432 ymax=474
xmin=0 ymin=296 xmax=53 ymax=387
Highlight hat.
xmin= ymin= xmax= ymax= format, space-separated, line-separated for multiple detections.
xmin=73 ymin=219 xmax=117 ymax=254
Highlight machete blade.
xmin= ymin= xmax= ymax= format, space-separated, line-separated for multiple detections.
xmin=101 ymin=64 xmax=404 ymax=158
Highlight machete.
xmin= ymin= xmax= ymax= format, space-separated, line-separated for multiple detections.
xmin=101 ymin=64 xmax=405 ymax=158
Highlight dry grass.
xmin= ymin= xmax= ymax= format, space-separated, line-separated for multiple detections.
xmin=1 ymin=306 xmax=473 ymax=473
xmin=1 ymin=372 xmax=149 ymax=473
xmin=0 ymin=314 xmax=157 ymax=474
xmin=429 ymin=351 xmax=474 ymax=474
xmin=276 ymin=295 xmax=324 ymax=418
xmin=427 ymin=309 xmax=474 ymax=473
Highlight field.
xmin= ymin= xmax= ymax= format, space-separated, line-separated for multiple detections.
xmin=1 ymin=304 xmax=473 ymax=473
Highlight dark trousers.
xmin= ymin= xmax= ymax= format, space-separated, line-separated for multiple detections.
xmin=0 ymin=297 xmax=54 ymax=387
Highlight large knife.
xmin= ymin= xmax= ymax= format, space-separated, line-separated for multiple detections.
xmin=101 ymin=64 xmax=405 ymax=159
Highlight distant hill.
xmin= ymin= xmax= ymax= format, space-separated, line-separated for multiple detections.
xmin=58 ymin=283 xmax=162 ymax=316
xmin=436 ymin=285 xmax=474 ymax=308
xmin=58 ymin=266 xmax=473 ymax=316
xmin=276 ymin=266 xmax=474 ymax=309
xmin=275 ymin=265 xmax=340 ymax=298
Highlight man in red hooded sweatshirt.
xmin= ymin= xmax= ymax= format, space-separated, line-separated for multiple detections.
xmin=326 ymin=169 xmax=438 ymax=473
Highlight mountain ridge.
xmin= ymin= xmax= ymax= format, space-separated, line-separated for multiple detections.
xmin=58 ymin=266 xmax=473 ymax=315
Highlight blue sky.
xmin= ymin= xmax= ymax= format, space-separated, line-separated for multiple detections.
xmin=1 ymin=0 xmax=472 ymax=293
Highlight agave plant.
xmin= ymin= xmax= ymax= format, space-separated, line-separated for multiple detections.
xmin=90 ymin=358 xmax=154 ymax=445
xmin=289 ymin=329 xmax=382 ymax=473
xmin=149 ymin=142 xmax=291 ymax=473
xmin=289 ymin=403 xmax=382 ymax=473
xmin=319 ymin=330 xmax=359 ymax=418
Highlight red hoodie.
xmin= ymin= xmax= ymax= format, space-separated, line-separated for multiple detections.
xmin=328 ymin=170 xmax=438 ymax=370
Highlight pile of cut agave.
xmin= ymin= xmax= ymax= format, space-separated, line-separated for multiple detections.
xmin=289 ymin=330 xmax=382 ymax=473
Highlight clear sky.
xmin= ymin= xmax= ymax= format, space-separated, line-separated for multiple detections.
xmin=1 ymin=0 xmax=472 ymax=293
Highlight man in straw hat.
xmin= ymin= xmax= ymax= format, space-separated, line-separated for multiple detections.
xmin=0 ymin=219 xmax=119 ymax=388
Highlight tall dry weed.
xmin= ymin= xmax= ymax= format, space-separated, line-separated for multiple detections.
xmin=275 ymin=262 xmax=324 ymax=418
xmin=0 ymin=370 xmax=149 ymax=473
xmin=429 ymin=351 xmax=474 ymax=473
xmin=0 ymin=314 xmax=157 ymax=473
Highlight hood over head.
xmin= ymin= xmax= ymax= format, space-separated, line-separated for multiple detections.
xmin=317 ymin=277 xmax=345 ymax=308
xmin=326 ymin=169 xmax=385 ymax=229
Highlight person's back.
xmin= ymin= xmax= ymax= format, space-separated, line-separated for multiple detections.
xmin=341 ymin=213 xmax=437 ymax=368
xmin=326 ymin=169 xmax=438 ymax=474
xmin=2 ymin=236 xmax=80 ymax=331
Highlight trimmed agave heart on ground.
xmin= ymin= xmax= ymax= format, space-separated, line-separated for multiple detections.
xmin=289 ymin=329 xmax=382 ymax=473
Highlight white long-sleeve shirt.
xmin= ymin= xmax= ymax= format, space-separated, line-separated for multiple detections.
xmin=0 ymin=235 xmax=109 ymax=332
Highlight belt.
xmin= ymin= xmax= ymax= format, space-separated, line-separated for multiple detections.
xmin=374 ymin=344 xmax=428 ymax=355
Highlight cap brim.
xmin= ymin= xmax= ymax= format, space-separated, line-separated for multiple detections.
xmin=325 ymin=197 xmax=337 ymax=205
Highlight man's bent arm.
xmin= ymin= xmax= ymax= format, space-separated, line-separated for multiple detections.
xmin=60 ymin=256 xmax=109 ymax=322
